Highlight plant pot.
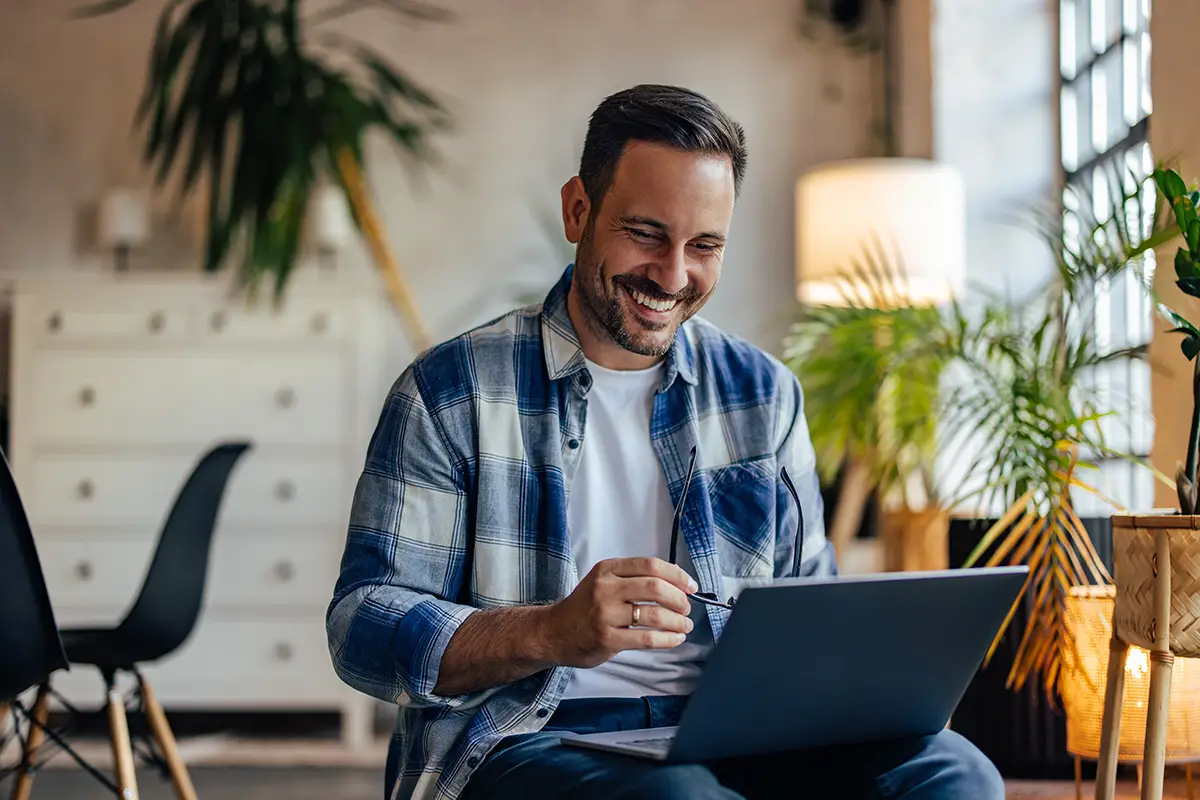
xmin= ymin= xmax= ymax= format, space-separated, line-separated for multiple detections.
xmin=948 ymin=516 xmax=1114 ymax=779
xmin=1111 ymin=513 xmax=1200 ymax=656
xmin=881 ymin=508 xmax=949 ymax=572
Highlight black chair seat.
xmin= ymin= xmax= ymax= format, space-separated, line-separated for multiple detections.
xmin=60 ymin=626 xmax=143 ymax=671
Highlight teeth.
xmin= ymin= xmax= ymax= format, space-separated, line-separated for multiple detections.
xmin=631 ymin=289 xmax=677 ymax=313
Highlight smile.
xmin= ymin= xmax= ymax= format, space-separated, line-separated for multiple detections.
xmin=629 ymin=288 xmax=678 ymax=313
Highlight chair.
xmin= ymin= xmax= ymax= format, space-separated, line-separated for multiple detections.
xmin=0 ymin=447 xmax=69 ymax=800
xmin=12 ymin=441 xmax=251 ymax=800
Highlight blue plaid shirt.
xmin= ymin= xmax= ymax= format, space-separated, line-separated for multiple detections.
xmin=327 ymin=265 xmax=835 ymax=800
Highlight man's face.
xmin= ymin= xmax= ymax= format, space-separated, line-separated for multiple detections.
xmin=562 ymin=141 xmax=735 ymax=362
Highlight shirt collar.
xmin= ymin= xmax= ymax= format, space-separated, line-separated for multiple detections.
xmin=539 ymin=264 xmax=699 ymax=389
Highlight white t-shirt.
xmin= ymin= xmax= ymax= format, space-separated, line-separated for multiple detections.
xmin=562 ymin=358 xmax=714 ymax=700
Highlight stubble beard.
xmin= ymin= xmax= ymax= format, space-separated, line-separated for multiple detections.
xmin=573 ymin=223 xmax=700 ymax=358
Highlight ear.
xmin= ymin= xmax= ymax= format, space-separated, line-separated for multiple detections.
xmin=561 ymin=176 xmax=590 ymax=245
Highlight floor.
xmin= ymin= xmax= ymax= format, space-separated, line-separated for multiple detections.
xmin=6 ymin=768 xmax=1195 ymax=799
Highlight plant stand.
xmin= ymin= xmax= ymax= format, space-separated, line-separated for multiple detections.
xmin=1096 ymin=514 xmax=1200 ymax=800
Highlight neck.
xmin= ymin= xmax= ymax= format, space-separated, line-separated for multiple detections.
xmin=566 ymin=283 xmax=665 ymax=371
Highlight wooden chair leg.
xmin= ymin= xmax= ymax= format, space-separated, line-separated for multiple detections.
xmin=1141 ymin=529 xmax=1175 ymax=800
xmin=137 ymin=674 xmax=197 ymax=800
xmin=1096 ymin=637 xmax=1130 ymax=800
xmin=10 ymin=686 xmax=50 ymax=800
xmin=1188 ymin=762 xmax=1195 ymax=800
xmin=106 ymin=684 xmax=140 ymax=800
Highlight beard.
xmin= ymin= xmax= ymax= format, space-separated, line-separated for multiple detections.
xmin=572 ymin=221 xmax=705 ymax=358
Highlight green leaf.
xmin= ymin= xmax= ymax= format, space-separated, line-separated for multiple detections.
xmin=1158 ymin=168 xmax=1189 ymax=201
xmin=1180 ymin=277 xmax=1200 ymax=299
xmin=1161 ymin=303 xmax=1200 ymax=337
xmin=1189 ymin=219 xmax=1200 ymax=254
xmin=1185 ymin=337 xmax=1200 ymax=361
xmin=71 ymin=0 xmax=141 ymax=18
xmin=1177 ymin=248 xmax=1200 ymax=281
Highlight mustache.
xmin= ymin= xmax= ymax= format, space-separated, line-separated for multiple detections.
xmin=612 ymin=273 xmax=696 ymax=303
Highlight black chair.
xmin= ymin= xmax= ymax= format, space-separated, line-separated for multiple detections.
xmin=0 ymin=447 xmax=68 ymax=800
xmin=13 ymin=441 xmax=251 ymax=800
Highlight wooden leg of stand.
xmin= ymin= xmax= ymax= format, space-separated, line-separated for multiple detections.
xmin=107 ymin=686 xmax=139 ymax=800
xmin=137 ymin=675 xmax=197 ymax=800
xmin=1189 ymin=763 xmax=1195 ymax=800
xmin=1076 ymin=756 xmax=1084 ymax=800
xmin=10 ymin=686 xmax=50 ymax=800
xmin=1096 ymin=637 xmax=1130 ymax=800
xmin=1142 ymin=530 xmax=1174 ymax=800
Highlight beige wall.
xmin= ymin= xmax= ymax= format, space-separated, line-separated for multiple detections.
xmin=0 ymin=0 xmax=882 ymax=370
xmin=1149 ymin=0 xmax=1200 ymax=507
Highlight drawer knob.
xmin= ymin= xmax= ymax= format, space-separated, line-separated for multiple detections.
xmin=148 ymin=312 xmax=166 ymax=333
xmin=79 ymin=386 xmax=96 ymax=406
xmin=275 ymin=480 xmax=296 ymax=502
xmin=310 ymin=313 xmax=329 ymax=334
xmin=274 ymin=560 xmax=295 ymax=582
xmin=275 ymin=387 xmax=295 ymax=409
xmin=77 ymin=479 xmax=94 ymax=500
xmin=47 ymin=312 xmax=63 ymax=333
xmin=274 ymin=642 xmax=294 ymax=662
xmin=75 ymin=560 xmax=93 ymax=581
xmin=210 ymin=311 xmax=226 ymax=332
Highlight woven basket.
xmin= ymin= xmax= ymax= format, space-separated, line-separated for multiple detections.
xmin=1112 ymin=513 xmax=1200 ymax=657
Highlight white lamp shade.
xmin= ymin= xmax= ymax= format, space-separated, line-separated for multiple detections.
xmin=310 ymin=185 xmax=353 ymax=250
xmin=795 ymin=158 xmax=966 ymax=308
xmin=97 ymin=187 xmax=150 ymax=249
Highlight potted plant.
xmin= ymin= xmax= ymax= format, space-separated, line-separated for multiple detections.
xmin=784 ymin=244 xmax=954 ymax=572
xmin=943 ymin=166 xmax=1179 ymax=776
xmin=74 ymin=0 xmax=451 ymax=351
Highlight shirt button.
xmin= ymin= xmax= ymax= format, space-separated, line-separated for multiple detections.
xmin=567 ymin=438 xmax=580 ymax=450
xmin=467 ymin=756 xmax=480 ymax=768
xmin=536 ymin=708 xmax=550 ymax=718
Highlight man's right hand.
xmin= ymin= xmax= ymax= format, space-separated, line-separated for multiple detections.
xmin=540 ymin=557 xmax=699 ymax=669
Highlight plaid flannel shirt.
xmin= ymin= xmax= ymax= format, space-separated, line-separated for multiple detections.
xmin=326 ymin=265 xmax=836 ymax=800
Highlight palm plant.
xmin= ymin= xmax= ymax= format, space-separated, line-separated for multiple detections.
xmin=950 ymin=163 xmax=1178 ymax=697
xmin=783 ymin=237 xmax=952 ymax=559
xmin=74 ymin=0 xmax=451 ymax=350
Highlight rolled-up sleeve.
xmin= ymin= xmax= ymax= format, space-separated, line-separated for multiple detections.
xmin=773 ymin=368 xmax=837 ymax=579
xmin=326 ymin=365 xmax=479 ymax=709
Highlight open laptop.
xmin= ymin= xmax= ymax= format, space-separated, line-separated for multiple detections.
xmin=561 ymin=566 xmax=1028 ymax=763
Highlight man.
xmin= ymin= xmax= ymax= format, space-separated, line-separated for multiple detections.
xmin=327 ymin=84 xmax=1003 ymax=800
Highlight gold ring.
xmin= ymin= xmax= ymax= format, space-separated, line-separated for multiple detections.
xmin=631 ymin=604 xmax=641 ymax=626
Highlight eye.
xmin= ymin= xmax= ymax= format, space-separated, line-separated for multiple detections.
xmin=627 ymin=228 xmax=656 ymax=241
xmin=691 ymin=241 xmax=721 ymax=253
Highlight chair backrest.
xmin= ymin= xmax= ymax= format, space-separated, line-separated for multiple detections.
xmin=0 ymin=447 xmax=68 ymax=701
xmin=114 ymin=441 xmax=252 ymax=662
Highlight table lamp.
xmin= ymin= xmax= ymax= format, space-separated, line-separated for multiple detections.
xmin=97 ymin=187 xmax=150 ymax=272
xmin=795 ymin=158 xmax=966 ymax=308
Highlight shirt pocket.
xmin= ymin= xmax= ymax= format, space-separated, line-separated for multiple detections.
xmin=707 ymin=458 xmax=778 ymax=601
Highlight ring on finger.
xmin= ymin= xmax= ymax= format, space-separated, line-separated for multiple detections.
xmin=631 ymin=604 xmax=640 ymax=627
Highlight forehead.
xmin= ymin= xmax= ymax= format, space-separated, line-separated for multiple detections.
xmin=601 ymin=141 xmax=735 ymax=233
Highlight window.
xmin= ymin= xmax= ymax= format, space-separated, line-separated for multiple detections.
xmin=1060 ymin=0 xmax=1156 ymax=515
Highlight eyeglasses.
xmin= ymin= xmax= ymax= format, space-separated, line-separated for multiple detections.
xmin=667 ymin=445 xmax=804 ymax=611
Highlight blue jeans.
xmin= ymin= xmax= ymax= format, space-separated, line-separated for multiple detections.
xmin=461 ymin=697 xmax=1003 ymax=800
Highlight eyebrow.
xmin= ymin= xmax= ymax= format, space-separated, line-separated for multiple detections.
xmin=619 ymin=215 xmax=727 ymax=244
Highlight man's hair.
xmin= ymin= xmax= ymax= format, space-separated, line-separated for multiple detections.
xmin=579 ymin=84 xmax=747 ymax=209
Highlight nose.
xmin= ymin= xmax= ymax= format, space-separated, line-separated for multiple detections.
xmin=648 ymin=246 xmax=689 ymax=296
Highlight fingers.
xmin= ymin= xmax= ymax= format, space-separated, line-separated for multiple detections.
xmin=621 ymin=603 xmax=693 ymax=635
xmin=608 ymin=627 xmax=689 ymax=652
xmin=619 ymin=576 xmax=691 ymax=616
xmin=604 ymin=557 xmax=698 ymax=594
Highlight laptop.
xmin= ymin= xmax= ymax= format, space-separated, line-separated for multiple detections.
xmin=560 ymin=566 xmax=1028 ymax=763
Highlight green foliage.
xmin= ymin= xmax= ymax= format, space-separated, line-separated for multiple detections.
xmin=74 ymin=0 xmax=450 ymax=302
xmin=783 ymin=236 xmax=951 ymax=508
xmin=1152 ymin=166 xmax=1200 ymax=512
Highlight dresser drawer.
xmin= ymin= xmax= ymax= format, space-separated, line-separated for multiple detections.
xmin=38 ymin=534 xmax=341 ymax=609
xmin=26 ymin=452 xmax=348 ymax=526
xmin=27 ymin=353 xmax=347 ymax=446
xmin=47 ymin=613 xmax=345 ymax=708
xmin=202 ymin=302 xmax=348 ymax=343
xmin=33 ymin=306 xmax=192 ymax=342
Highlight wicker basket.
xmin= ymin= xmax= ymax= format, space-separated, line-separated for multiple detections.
xmin=1112 ymin=514 xmax=1200 ymax=657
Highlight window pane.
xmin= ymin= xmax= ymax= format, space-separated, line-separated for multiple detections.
xmin=1063 ymin=0 xmax=1079 ymax=77
xmin=1141 ymin=32 xmax=1153 ymax=116
xmin=1075 ymin=0 xmax=1094 ymax=75
xmin=1062 ymin=86 xmax=1080 ymax=171
xmin=1093 ymin=48 xmax=1126 ymax=151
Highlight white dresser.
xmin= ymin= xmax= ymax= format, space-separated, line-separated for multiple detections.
xmin=5 ymin=269 xmax=395 ymax=750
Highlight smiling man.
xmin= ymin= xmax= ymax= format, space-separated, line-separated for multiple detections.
xmin=327 ymin=84 xmax=1003 ymax=800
